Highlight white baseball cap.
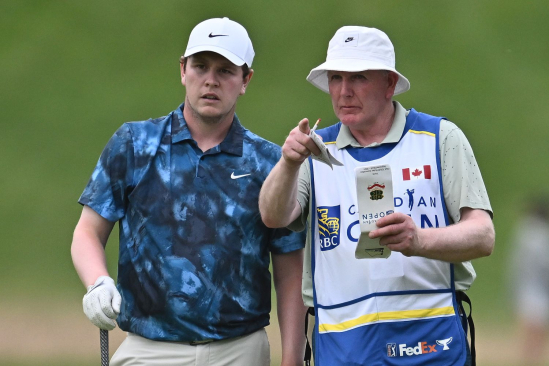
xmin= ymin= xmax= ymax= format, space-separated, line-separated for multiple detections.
xmin=306 ymin=26 xmax=410 ymax=95
xmin=184 ymin=17 xmax=255 ymax=67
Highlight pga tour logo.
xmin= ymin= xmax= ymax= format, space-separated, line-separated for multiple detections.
xmin=387 ymin=338 xmax=452 ymax=357
xmin=386 ymin=343 xmax=397 ymax=357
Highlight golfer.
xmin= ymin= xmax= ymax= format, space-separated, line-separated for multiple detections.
xmin=72 ymin=17 xmax=306 ymax=366
xmin=259 ymin=25 xmax=494 ymax=365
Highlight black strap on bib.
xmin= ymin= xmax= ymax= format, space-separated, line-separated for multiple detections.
xmin=304 ymin=307 xmax=315 ymax=366
xmin=457 ymin=291 xmax=476 ymax=366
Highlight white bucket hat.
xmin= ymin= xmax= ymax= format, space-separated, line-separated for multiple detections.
xmin=184 ymin=17 xmax=255 ymax=67
xmin=306 ymin=26 xmax=410 ymax=95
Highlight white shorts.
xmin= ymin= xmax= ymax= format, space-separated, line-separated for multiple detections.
xmin=110 ymin=328 xmax=270 ymax=366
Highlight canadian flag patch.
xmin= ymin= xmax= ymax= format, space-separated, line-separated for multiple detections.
xmin=402 ymin=165 xmax=431 ymax=180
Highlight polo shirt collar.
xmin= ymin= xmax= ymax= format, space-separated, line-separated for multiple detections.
xmin=171 ymin=103 xmax=245 ymax=156
xmin=335 ymin=101 xmax=407 ymax=149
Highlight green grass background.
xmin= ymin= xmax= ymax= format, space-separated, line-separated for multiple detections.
xmin=1 ymin=0 xmax=548 ymax=364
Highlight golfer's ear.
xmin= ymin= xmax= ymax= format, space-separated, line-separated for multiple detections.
xmin=240 ymin=69 xmax=253 ymax=95
xmin=180 ymin=63 xmax=186 ymax=86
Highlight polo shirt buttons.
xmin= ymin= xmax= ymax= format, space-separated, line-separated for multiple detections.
xmin=194 ymin=155 xmax=205 ymax=178
xmin=196 ymin=164 xmax=206 ymax=179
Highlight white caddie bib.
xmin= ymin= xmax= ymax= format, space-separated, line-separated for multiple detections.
xmin=309 ymin=109 xmax=467 ymax=366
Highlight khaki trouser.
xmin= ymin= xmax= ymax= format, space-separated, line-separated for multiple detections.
xmin=110 ymin=328 xmax=270 ymax=366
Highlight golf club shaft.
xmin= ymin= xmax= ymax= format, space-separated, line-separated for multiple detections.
xmin=100 ymin=329 xmax=109 ymax=366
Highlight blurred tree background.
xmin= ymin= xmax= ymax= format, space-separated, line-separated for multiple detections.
xmin=1 ymin=1 xmax=548 ymax=364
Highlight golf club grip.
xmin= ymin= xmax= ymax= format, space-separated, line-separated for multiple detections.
xmin=100 ymin=329 xmax=109 ymax=366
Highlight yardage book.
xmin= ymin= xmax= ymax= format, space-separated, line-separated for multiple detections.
xmin=309 ymin=129 xmax=343 ymax=169
xmin=355 ymin=164 xmax=395 ymax=259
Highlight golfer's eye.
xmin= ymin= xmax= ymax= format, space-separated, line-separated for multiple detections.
xmin=352 ymin=74 xmax=367 ymax=80
xmin=329 ymin=74 xmax=342 ymax=81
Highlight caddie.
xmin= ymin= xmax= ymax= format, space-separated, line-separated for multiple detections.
xmin=259 ymin=25 xmax=495 ymax=366
xmin=71 ymin=17 xmax=306 ymax=366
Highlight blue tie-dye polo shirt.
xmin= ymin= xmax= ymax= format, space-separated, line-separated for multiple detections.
xmin=79 ymin=103 xmax=305 ymax=341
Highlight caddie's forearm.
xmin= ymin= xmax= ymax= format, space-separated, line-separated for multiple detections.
xmin=419 ymin=208 xmax=495 ymax=262
xmin=259 ymin=159 xmax=302 ymax=228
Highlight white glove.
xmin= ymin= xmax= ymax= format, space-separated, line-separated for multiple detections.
xmin=83 ymin=276 xmax=121 ymax=330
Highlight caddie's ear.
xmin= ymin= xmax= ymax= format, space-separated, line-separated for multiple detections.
xmin=240 ymin=69 xmax=254 ymax=95
xmin=180 ymin=63 xmax=186 ymax=86
xmin=386 ymin=71 xmax=399 ymax=99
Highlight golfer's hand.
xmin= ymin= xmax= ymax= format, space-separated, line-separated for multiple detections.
xmin=369 ymin=213 xmax=423 ymax=257
xmin=83 ymin=276 xmax=121 ymax=330
xmin=281 ymin=118 xmax=321 ymax=167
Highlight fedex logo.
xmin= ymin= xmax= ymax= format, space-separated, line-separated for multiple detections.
xmin=387 ymin=338 xmax=452 ymax=357
xmin=399 ymin=342 xmax=438 ymax=356
xmin=387 ymin=337 xmax=453 ymax=357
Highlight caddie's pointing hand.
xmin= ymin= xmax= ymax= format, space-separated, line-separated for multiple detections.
xmin=281 ymin=118 xmax=322 ymax=167
xmin=83 ymin=276 xmax=122 ymax=330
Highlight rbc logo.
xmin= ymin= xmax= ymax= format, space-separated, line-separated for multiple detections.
xmin=317 ymin=206 xmax=340 ymax=251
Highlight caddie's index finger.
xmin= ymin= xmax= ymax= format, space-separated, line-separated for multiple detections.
xmin=297 ymin=118 xmax=310 ymax=134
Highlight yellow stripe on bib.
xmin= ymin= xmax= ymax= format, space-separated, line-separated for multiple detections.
xmin=318 ymin=306 xmax=455 ymax=333
xmin=409 ymin=130 xmax=435 ymax=137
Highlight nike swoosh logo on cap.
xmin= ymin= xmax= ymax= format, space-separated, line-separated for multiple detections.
xmin=231 ymin=172 xmax=251 ymax=179
xmin=209 ymin=33 xmax=228 ymax=38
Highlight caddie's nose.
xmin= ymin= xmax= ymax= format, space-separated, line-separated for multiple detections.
xmin=340 ymin=77 xmax=354 ymax=97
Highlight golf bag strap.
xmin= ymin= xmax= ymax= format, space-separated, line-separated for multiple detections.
xmin=304 ymin=307 xmax=315 ymax=366
xmin=457 ymin=291 xmax=476 ymax=366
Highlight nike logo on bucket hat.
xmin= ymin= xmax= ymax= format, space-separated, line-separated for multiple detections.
xmin=209 ymin=33 xmax=228 ymax=38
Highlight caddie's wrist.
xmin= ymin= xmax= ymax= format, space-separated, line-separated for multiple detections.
xmin=280 ymin=156 xmax=303 ymax=172
xmin=415 ymin=228 xmax=430 ymax=257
